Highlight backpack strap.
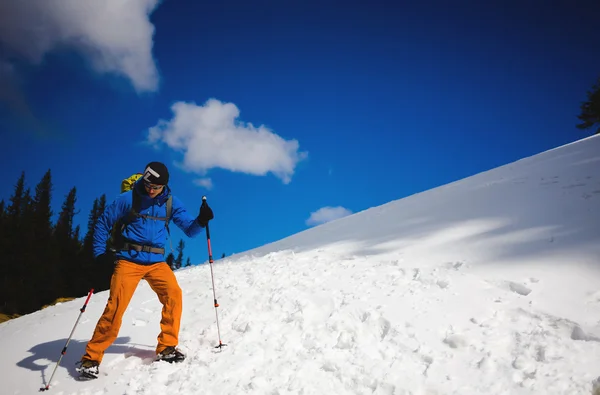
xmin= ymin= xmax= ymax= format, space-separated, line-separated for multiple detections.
xmin=121 ymin=243 xmax=166 ymax=254
xmin=118 ymin=194 xmax=174 ymax=255
xmin=165 ymin=196 xmax=173 ymax=253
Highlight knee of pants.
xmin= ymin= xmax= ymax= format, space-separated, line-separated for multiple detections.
xmin=172 ymin=283 xmax=182 ymax=300
xmin=162 ymin=281 xmax=182 ymax=302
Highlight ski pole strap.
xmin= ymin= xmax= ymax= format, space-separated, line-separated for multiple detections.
xmin=121 ymin=242 xmax=165 ymax=254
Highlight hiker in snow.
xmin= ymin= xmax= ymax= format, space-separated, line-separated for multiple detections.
xmin=76 ymin=161 xmax=214 ymax=379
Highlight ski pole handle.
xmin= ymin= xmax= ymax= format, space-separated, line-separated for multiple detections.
xmin=80 ymin=288 xmax=94 ymax=312
xmin=202 ymin=196 xmax=213 ymax=263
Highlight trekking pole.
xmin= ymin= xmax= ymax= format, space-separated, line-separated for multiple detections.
xmin=40 ymin=288 xmax=94 ymax=391
xmin=202 ymin=196 xmax=226 ymax=350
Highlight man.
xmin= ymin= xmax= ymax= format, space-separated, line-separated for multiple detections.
xmin=76 ymin=161 xmax=214 ymax=379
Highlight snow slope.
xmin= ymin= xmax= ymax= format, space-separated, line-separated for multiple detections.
xmin=2 ymin=135 xmax=600 ymax=395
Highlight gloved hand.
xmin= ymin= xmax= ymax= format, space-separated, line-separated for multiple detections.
xmin=197 ymin=200 xmax=214 ymax=227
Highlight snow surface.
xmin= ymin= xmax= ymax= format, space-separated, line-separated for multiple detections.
xmin=2 ymin=135 xmax=600 ymax=395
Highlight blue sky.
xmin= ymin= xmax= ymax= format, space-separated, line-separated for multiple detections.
xmin=1 ymin=0 xmax=599 ymax=264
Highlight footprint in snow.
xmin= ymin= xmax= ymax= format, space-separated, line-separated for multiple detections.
xmin=445 ymin=261 xmax=465 ymax=271
xmin=571 ymin=325 xmax=600 ymax=342
xmin=421 ymin=355 xmax=434 ymax=377
xmin=486 ymin=279 xmax=532 ymax=296
xmin=508 ymin=281 xmax=532 ymax=296
xmin=334 ymin=330 xmax=355 ymax=349
xmin=379 ymin=317 xmax=391 ymax=341
xmin=389 ymin=259 xmax=403 ymax=266
xmin=443 ymin=334 xmax=468 ymax=349
xmin=132 ymin=318 xmax=148 ymax=327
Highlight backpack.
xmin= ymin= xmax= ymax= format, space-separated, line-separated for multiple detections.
xmin=121 ymin=173 xmax=143 ymax=193
xmin=107 ymin=174 xmax=173 ymax=255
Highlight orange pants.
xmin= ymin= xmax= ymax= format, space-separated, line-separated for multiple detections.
xmin=82 ymin=260 xmax=182 ymax=363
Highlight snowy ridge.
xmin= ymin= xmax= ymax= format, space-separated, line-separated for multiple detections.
xmin=2 ymin=134 xmax=600 ymax=395
xmin=244 ymin=134 xmax=600 ymax=261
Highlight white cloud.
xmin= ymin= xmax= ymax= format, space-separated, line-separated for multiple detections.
xmin=147 ymin=99 xmax=308 ymax=184
xmin=306 ymin=206 xmax=353 ymax=226
xmin=0 ymin=0 xmax=161 ymax=92
xmin=194 ymin=178 xmax=214 ymax=190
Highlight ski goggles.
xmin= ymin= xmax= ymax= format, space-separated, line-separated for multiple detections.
xmin=144 ymin=182 xmax=165 ymax=191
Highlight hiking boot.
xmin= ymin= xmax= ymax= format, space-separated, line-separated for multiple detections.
xmin=156 ymin=346 xmax=185 ymax=363
xmin=75 ymin=359 xmax=99 ymax=379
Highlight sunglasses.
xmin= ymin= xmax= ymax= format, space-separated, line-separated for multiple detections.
xmin=144 ymin=182 xmax=164 ymax=191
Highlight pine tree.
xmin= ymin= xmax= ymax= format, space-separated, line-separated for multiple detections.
xmin=32 ymin=169 xmax=53 ymax=242
xmin=79 ymin=195 xmax=106 ymax=295
xmin=55 ymin=188 xmax=78 ymax=241
xmin=0 ymin=199 xmax=5 ymax=252
xmin=54 ymin=187 xmax=81 ymax=297
xmin=166 ymin=252 xmax=175 ymax=270
xmin=5 ymin=178 xmax=35 ymax=315
xmin=21 ymin=188 xmax=33 ymax=219
xmin=82 ymin=194 xmax=107 ymax=260
xmin=7 ymin=171 xmax=26 ymax=225
xmin=83 ymin=198 xmax=100 ymax=258
xmin=577 ymin=75 xmax=600 ymax=135
xmin=29 ymin=169 xmax=56 ymax=311
xmin=73 ymin=225 xmax=81 ymax=244
xmin=174 ymin=239 xmax=185 ymax=270
xmin=1 ymin=170 xmax=54 ymax=315
xmin=18 ymin=187 xmax=34 ymax=254
xmin=0 ymin=174 xmax=22 ymax=314
xmin=185 ymin=257 xmax=192 ymax=267
xmin=86 ymin=194 xmax=112 ymax=293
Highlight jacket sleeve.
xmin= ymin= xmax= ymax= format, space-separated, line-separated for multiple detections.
xmin=92 ymin=193 xmax=130 ymax=258
xmin=171 ymin=195 xmax=204 ymax=238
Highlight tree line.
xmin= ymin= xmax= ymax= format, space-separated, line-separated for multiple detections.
xmin=0 ymin=170 xmax=193 ymax=321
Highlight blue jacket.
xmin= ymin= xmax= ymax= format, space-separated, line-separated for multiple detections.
xmin=93 ymin=179 xmax=204 ymax=264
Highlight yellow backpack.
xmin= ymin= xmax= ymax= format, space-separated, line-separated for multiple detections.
xmin=121 ymin=173 xmax=143 ymax=193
